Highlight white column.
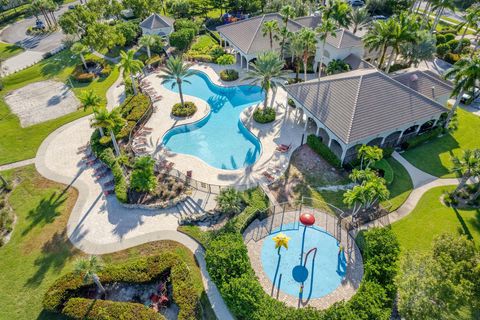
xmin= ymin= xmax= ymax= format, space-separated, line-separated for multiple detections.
xmin=304 ymin=118 xmax=309 ymax=132
xmin=416 ymin=125 xmax=422 ymax=134
xmin=328 ymin=138 xmax=332 ymax=148
xmin=316 ymin=126 xmax=320 ymax=136
xmin=246 ymin=58 xmax=250 ymax=71
xmin=396 ymin=131 xmax=404 ymax=145
xmin=380 ymin=136 xmax=386 ymax=146
xmin=240 ymin=56 xmax=243 ymax=68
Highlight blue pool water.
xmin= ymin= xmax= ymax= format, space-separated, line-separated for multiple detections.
xmin=261 ymin=223 xmax=347 ymax=300
xmin=161 ymin=72 xmax=264 ymax=170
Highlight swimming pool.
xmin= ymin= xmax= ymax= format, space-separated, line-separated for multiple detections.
xmin=161 ymin=71 xmax=264 ymax=170
xmin=261 ymin=223 xmax=347 ymax=300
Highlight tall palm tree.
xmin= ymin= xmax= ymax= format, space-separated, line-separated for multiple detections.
xmin=279 ymin=5 xmax=296 ymax=59
xmin=244 ymin=51 xmax=289 ymax=110
xmin=385 ymin=13 xmax=418 ymax=73
xmin=316 ymin=18 xmax=336 ymax=80
xmin=75 ymin=256 xmax=105 ymax=297
xmin=444 ymin=57 xmax=480 ymax=128
xmin=288 ymin=31 xmax=304 ymax=81
xmin=430 ymin=0 xmax=456 ymax=32
xmin=349 ymin=7 xmax=370 ymax=34
xmin=79 ymin=89 xmax=101 ymax=112
xmin=139 ymin=34 xmax=162 ymax=59
xmin=158 ymin=56 xmax=196 ymax=108
xmin=119 ymin=49 xmax=144 ymax=95
xmin=364 ymin=19 xmax=396 ymax=69
xmin=455 ymin=4 xmax=480 ymax=53
xmin=71 ymin=42 xmax=89 ymax=70
xmin=323 ymin=0 xmax=352 ymax=28
xmin=90 ymin=107 xmax=125 ymax=156
xmin=298 ymin=27 xmax=317 ymax=81
xmin=451 ymin=149 xmax=480 ymax=194
xmin=261 ymin=20 xmax=280 ymax=50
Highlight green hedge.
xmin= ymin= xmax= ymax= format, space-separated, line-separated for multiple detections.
xmin=306 ymin=134 xmax=341 ymax=168
xmin=118 ymin=93 xmax=151 ymax=139
xmin=219 ymin=69 xmax=239 ymax=81
xmin=172 ymin=101 xmax=197 ymax=117
xmin=404 ymin=126 xmax=442 ymax=150
xmin=43 ymin=252 xmax=199 ymax=320
xmin=373 ymin=159 xmax=394 ymax=185
xmin=204 ymin=227 xmax=400 ymax=320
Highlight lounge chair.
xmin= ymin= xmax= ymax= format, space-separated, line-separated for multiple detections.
xmin=262 ymin=171 xmax=275 ymax=182
xmin=103 ymin=190 xmax=114 ymax=197
xmin=276 ymin=143 xmax=291 ymax=152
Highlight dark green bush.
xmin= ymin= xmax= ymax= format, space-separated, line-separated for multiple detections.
xmin=435 ymin=34 xmax=446 ymax=44
xmin=172 ymin=101 xmax=196 ymax=117
xmin=444 ymin=33 xmax=456 ymax=42
xmin=44 ymin=252 xmax=198 ymax=320
xmin=446 ymin=39 xmax=460 ymax=52
xmin=174 ymin=19 xmax=200 ymax=34
xmin=99 ymin=148 xmax=128 ymax=203
xmin=436 ymin=43 xmax=451 ymax=58
xmin=306 ymin=134 xmax=341 ymax=168
xmin=404 ymin=126 xmax=442 ymax=150
xmin=373 ymin=159 xmax=394 ymax=185
xmin=444 ymin=52 xmax=461 ymax=64
xmin=219 ymin=69 xmax=239 ymax=81
xmin=169 ymin=29 xmax=195 ymax=51
xmin=287 ymin=98 xmax=296 ymax=107
xmin=253 ymin=107 xmax=275 ymax=123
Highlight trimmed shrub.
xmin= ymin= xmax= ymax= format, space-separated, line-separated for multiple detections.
xmin=216 ymin=54 xmax=235 ymax=65
xmin=446 ymin=39 xmax=460 ymax=52
xmin=444 ymin=33 xmax=456 ymax=42
xmin=169 ymin=29 xmax=195 ymax=51
xmin=253 ymin=107 xmax=275 ymax=123
xmin=306 ymin=134 xmax=341 ymax=168
xmin=44 ymin=252 xmax=199 ymax=320
xmin=436 ymin=43 xmax=450 ymax=57
xmin=373 ymin=159 xmax=394 ymax=185
xmin=174 ymin=19 xmax=200 ymax=34
xmin=219 ymin=69 xmax=239 ymax=81
xmin=435 ymin=34 xmax=446 ymax=45
xmin=172 ymin=101 xmax=197 ymax=117
xmin=100 ymin=65 xmax=112 ymax=77
xmin=444 ymin=52 xmax=461 ymax=64
xmin=287 ymin=98 xmax=296 ymax=107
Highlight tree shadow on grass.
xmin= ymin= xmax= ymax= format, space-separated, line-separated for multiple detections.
xmin=21 ymin=191 xmax=67 ymax=236
xmin=25 ymin=228 xmax=80 ymax=288
xmin=454 ymin=207 xmax=474 ymax=241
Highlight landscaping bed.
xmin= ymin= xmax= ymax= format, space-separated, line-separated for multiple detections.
xmin=172 ymin=101 xmax=197 ymax=117
xmin=219 ymin=69 xmax=238 ymax=81
xmin=253 ymin=107 xmax=275 ymax=124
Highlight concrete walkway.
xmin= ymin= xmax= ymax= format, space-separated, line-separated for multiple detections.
xmin=0 ymin=158 xmax=35 ymax=171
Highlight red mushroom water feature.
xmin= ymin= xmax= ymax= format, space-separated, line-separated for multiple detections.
xmin=299 ymin=212 xmax=315 ymax=226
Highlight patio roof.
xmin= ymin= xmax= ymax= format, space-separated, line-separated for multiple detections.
xmin=285 ymin=69 xmax=448 ymax=145
xmin=392 ymin=70 xmax=453 ymax=101
xmin=140 ymin=13 xmax=174 ymax=30
xmin=343 ymin=54 xmax=374 ymax=71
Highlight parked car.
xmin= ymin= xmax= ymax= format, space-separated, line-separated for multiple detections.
xmin=68 ymin=4 xmax=77 ymax=9
xmin=349 ymin=0 xmax=365 ymax=7
xmin=372 ymin=15 xmax=387 ymax=21
xmin=35 ymin=20 xmax=45 ymax=30
xmin=460 ymin=87 xmax=480 ymax=105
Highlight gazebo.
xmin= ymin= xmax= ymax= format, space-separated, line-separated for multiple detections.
xmin=140 ymin=13 xmax=174 ymax=38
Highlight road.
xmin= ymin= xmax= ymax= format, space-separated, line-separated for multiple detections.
xmin=417 ymin=1 xmax=466 ymax=23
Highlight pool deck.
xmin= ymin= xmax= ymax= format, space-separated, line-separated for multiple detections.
xmin=243 ymin=209 xmax=363 ymax=309
xmin=140 ymin=63 xmax=306 ymax=187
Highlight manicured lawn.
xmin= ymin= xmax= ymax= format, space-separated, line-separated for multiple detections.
xmin=402 ymin=109 xmax=480 ymax=178
xmin=191 ymin=34 xmax=218 ymax=51
xmin=392 ymin=185 xmax=480 ymax=253
xmin=0 ymin=49 xmax=120 ymax=165
xmin=0 ymin=165 xmax=215 ymax=320
xmin=0 ymin=41 xmax=23 ymax=60
xmin=381 ymin=157 xmax=413 ymax=212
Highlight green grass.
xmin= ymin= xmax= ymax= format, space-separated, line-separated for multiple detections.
xmin=381 ymin=157 xmax=413 ymax=212
xmin=0 ymin=41 xmax=23 ymax=60
xmin=402 ymin=109 xmax=480 ymax=178
xmin=0 ymin=165 xmax=215 ymax=320
xmin=190 ymin=34 xmax=218 ymax=52
xmin=392 ymin=185 xmax=480 ymax=253
xmin=0 ymin=49 xmax=120 ymax=165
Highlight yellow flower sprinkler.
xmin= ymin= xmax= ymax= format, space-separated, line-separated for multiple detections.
xmin=272 ymin=233 xmax=290 ymax=253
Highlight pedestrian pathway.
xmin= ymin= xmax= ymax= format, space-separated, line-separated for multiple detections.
xmin=0 ymin=158 xmax=35 ymax=171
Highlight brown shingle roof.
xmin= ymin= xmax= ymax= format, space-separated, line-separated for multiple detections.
xmin=285 ymin=69 xmax=448 ymax=144
xmin=392 ymin=70 xmax=453 ymax=101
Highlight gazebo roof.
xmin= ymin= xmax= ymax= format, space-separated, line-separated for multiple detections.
xmin=285 ymin=69 xmax=448 ymax=145
xmin=140 ymin=13 xmax=174 ymax=30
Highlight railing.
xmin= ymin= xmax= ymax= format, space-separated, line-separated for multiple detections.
xmin=126 ymin=96 xmax=154 ymax=149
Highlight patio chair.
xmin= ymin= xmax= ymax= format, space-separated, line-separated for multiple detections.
xmin=103 ymin=190 xmax=114 ymax=197
xmin=186 ymin=170 xmax=192 ymax=178
xmin=262 ymin=171 xmax=275 ymax=182
xmin=103 ymin=180 xmax=114 ymax=188
xmin=276 ymin=143 xmax=291 ymax=152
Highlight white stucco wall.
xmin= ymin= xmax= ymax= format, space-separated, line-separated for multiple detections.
xmin=141 ymin=26 xmax=173 ymax=36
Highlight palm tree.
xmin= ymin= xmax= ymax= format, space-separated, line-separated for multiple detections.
xmin=343 ymin=176 xmax=389 ymax=216
xmin=279 ymin=5 xmax=296 ymax=59
xmin=444 ymin=57 xmax=480 ymax=128
xmin=71 ymin=42 xmax=89 ymax=70
xmin=90 ymin=107 xmax=125 ymax=156
xmin=90 ymin=107 xmax=109 ymax=137
xmin=326 ymin=59 xmax=350 ymax=75
xmin=430 ymin=0 xmax=456 ymax=32
xmin=455 ymin=5 xmax=480 ymax=53
xmin=385 ymin=13 xmax=417 ymax=73
xmin=139 ymin=34 xmax=162 ymax=59
xmin=400 ymin=30 xmax=437 ymax=67
xmin=364 ymin=19 xmax=396 ymax=69
xmin=357 ymin=145 xmax=383 ymax=170
xmin=323 ymin=0 xmax=352 ymax=28
xmin=451 ymin=149 xmax=480 ymax=194
xmin=298 ymin=27 xmax=317 ymax=81
xmin=119 ymin=49 xmax=144 ymax=95
xmin=74 ymin=256 xmax=105 ymax=297
xmin=261 ymin=20 xmax=280 ymax=50
xmin=79 ymin=89 xmax=101 ymax=112
xmin=288 ymin=31 xmax=304 ymax=81
xmin=244 ymin=51 xmax=289 ymax=110
xmin=316 ymin=18 xmax=336 ymax=80
xmin=158 ymin=56 xmax=196 ymax=108
xmin=349 ymin=7 xmax=370 ymax=34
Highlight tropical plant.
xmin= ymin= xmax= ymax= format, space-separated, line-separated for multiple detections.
xmin=119 ymin=49 xmax=144 ymax=95
xmin=400 ymin=30 xmax=437 ymax=67
xmin=216 ymin=188 xmax=243 ymax=214
xmin=384 ymin=13 xmax=418 ymax=73
xmin=326 ymin=59 xmax=350 ymax=75
xmin=130 ymin=155 xmax=157 ymax=193
xmin=343 ymin=176 xmax=390 ymax=216
xmin=79 ymin=89 xmax=101 ymax=112
xmin=244 ymin=51 xmax=289 ymax=110
xmin=454 ymin=4 xmax=480 ymax=53
xmin=323 ymin=0 xmax=352 ymax=28
xmin=261 ymin=20 xmax=280 ymax=49
xmin=279 ymin=5 xmax=296 ymax=58
xmin=298 ymin=27 xmax=317 ymax=81
xmin=139 ymin=34 xmax=162 ymax=59
xmin=316 ymin=17 xmax=337 ymax=79
xmin=450 ymin=149 xmax=480 ymax=194
xmin=430 ymin=0 xmax=457 ymax=32
xmin=364 ymin=18 xmax=396 ymax=69
xmin=358 ymin=145 xmax=383 ymax=170
xmin=288 ymin=31 xmax=304 ymax=81
xmin=70 ymin=42 xmax=90 ymax=70
xmin=216 ymin=54 xmax=236 ymax=65
xmin=90 ymin=107 xmax=125 ymax=156
xmin=444 ymin=57 xmax=480 ymax=127
xmin=74 ymin=256 xmax=105 ymax=296
xmin=349 ymin=7 xmax=370 ymax=34
xmin=158 ymin=56 xmax=196 ymax=108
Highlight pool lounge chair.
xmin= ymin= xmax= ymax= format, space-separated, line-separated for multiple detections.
xmin=276 ymin=143 xmax=291 ymax=152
